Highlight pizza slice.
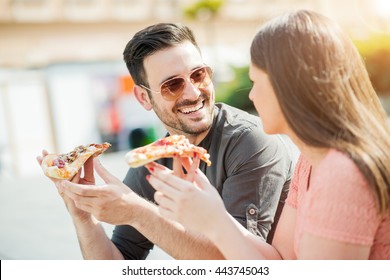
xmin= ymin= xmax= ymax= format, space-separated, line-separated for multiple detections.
xmin=41 ymin=142 xmax=111 ymax=180
xmin=125 ymin=135 xmax=212 ymax=168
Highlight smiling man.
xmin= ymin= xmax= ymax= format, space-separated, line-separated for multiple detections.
xmin=40 ymin=23 xmax=297 ymax=260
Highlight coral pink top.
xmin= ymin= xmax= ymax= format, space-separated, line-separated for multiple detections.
xmin=286 ymin=149 xmax=390 ymax=259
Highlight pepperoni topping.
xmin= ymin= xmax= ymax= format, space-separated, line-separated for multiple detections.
xmin=153 ymin=138 xmax=173 ymax=147
xmin=53 ymin=158 xmax=67 ymax=168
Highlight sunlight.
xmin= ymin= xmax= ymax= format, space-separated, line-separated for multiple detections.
xmin=374 ymin=0 xmax=390 ymax=18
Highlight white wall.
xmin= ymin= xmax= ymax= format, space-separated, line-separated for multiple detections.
xmin=0 ymin=62 xmax=162 ymax=178
xmin=47 ymin=69 xmax=100 ymax=152
xmin=0 ymin=70 xmax=54 ymax=177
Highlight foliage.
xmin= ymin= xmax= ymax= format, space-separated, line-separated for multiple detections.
xmin=215 ymin=35 xmax=390 ymax=113
xmin=184 ymin=0 xmax=225 ymax=20
xmin=215 ymin=66 xmax=255 ymax=112
xmin=354 ymin=35 xmax=390 ymax=95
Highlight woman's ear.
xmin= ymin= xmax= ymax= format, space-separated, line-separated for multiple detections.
xmin=134 ymin=85 xmax=153 ymax=111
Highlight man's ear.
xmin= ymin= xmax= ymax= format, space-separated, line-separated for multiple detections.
xmin=134 ymin=85 xmax=153 ymax=111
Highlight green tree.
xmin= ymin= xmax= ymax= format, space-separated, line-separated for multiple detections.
xmin=215 ymin=66 xmax=255 ymax=113
xmin=184 ymin=0 xmax=225 ymax=20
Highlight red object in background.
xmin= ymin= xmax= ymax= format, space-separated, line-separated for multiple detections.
xmin=109 ymin=102 xmax=122 ymax=134
xmin=119 ymin=75 xmax=135 ymax=94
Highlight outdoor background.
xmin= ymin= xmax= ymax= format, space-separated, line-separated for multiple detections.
xmin=0 ymin=0 xmax=389 ymax=260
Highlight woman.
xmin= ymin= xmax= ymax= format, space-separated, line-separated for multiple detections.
xmin=146 ymin=10 xmax=390 ymax=259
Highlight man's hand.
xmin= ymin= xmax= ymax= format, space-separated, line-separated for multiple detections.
xmin=37 ymin=150 xmax=93 ymax=224
xmin=59 ymin=158 xmax=137 ymax=225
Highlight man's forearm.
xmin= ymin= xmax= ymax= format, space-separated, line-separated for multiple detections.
xmin=73 ymin=217 xmax=124 ymax=260
xmin=130 ymin=199 xmax=225 ymax=259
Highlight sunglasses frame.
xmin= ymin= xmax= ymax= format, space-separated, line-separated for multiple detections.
xmin=139 ymin=65 xmax=213 ymax=101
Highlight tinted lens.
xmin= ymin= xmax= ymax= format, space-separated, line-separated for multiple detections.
xmin=160 ymin=66 xmax=212 ymax=101
xmin=190 ymin=67 xmax=212 ymax=87
xmin=160 ymin=77 xmax=186 ymax=100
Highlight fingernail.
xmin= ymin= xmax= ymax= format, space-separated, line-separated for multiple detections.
xmin=148 ymin=167 xmax=154 ymax=172
xmin=146 ymin=175 xmax=151 ymax=180
xmin=194 ymin=153 xmax=197 ymax=158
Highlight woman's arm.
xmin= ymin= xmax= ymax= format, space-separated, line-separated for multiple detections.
xmin=146 ymin=160 xmax=297 ymax=260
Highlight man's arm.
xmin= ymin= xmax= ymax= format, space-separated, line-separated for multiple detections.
xmin=128 ymin=197 xmax=224 ymax=259
xmin=72 ymin=216 xmax=124 ymax=259
xmin=61 ymin=158 xmax=224 ymax=259
xmin=37 ymin=151 xmax=124 ymax=260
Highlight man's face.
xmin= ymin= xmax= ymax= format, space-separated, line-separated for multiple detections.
xmin=143 ymin=41 xmax=215 ymax=137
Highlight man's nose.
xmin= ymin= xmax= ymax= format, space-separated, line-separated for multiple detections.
xmin=181 ymin=80 xmax=201 ymax=100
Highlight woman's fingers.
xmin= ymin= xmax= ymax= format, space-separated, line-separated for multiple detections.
xmin=193 ymin=169 xmax=212 ymax=190
xmin=154 ymin=191 xmax=174 ymax=209
xmin=148 ymin=173 xmax=183 ymax=198
xmin=156 ymin=201 xmax=177 ymax=221
xmin=145 ymin=161 xmax=169 ymax=172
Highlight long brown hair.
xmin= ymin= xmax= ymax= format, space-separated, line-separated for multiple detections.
xmin=251 ymin=10 xmax=390 ymax=214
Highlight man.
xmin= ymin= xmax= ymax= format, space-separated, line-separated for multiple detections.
xmin=37 ymin=23 xmax=297 ymax=259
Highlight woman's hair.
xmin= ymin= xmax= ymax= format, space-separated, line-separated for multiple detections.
xmin=123 ymin=23 xmax=200 ymax=88
xmin=251 ymin=9 xmax=390 ymax=214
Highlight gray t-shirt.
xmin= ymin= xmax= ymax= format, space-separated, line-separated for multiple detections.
xmin=111 ymin=103 xmax=297 ymax=259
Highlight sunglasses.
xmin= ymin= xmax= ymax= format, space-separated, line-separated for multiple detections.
xmin=139 ymin=66 xmax=213 ymax=101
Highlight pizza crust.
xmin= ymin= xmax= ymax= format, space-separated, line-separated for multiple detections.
xmin=41 ymin=143 xmax=110 ymax=180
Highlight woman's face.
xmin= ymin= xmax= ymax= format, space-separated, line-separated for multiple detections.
xmin=248 ymin=63 xmax=289 ymax=135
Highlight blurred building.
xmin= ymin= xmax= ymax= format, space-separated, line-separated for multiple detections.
xmin=0 ymin=0 xmax=389 ymax=177
xmin=1 ymin=0 xmax=389 ymax=68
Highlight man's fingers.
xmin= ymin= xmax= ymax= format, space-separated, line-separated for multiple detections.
xmin=60 ymin=180 xmax=98 ymax=197
xmin=71 ymin=169 xmax=82 ymax=183
xmin=37 ymin=150 xmax=49 ymax=165
xmin=71 ymin=199 xmax=95 ymax=213
xmin=55 ymin=183 xmax=65 ymax=196
xmin=82 ymin=157 xmax=95 ymax=183
xmin=93 ymin=158 xmax=119 ymax=184
xmin=180 ymin=157 xmax=193 ymax=171
xmin=172 ymin=156 xmax=185 ymax=177
xmin=185 ymin=155 xmax=200 ymax=182
xmin=36 ymin=156 xmax=43 ymax=165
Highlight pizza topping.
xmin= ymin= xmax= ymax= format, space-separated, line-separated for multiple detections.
xmin=153 ymin=138 xmax=174 ymax=147
xmin=53 ymin=158 xmax=67 ymax=168
xmin=41 ymin=142 xmax=111 ymax=179
xmin=125 ymin=135 xmax=211 ymax=167
xmin=50 ymin=143 xmax=110 ymax=168
xmin=58 ymin=145 xmax=86 ymax=164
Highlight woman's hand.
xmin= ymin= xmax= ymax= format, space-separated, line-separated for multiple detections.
xmin=146 ymin=156 xmax=227 ymax=238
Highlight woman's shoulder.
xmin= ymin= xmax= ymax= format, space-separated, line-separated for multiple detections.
xmin=313 ymin=149 xmax=373 ymax=203
xmin=318 ymin=149 xmax=363 ymax=180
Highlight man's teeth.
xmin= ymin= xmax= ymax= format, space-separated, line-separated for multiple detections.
xmin=180 ymin=103 xmax=203 ymax=114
